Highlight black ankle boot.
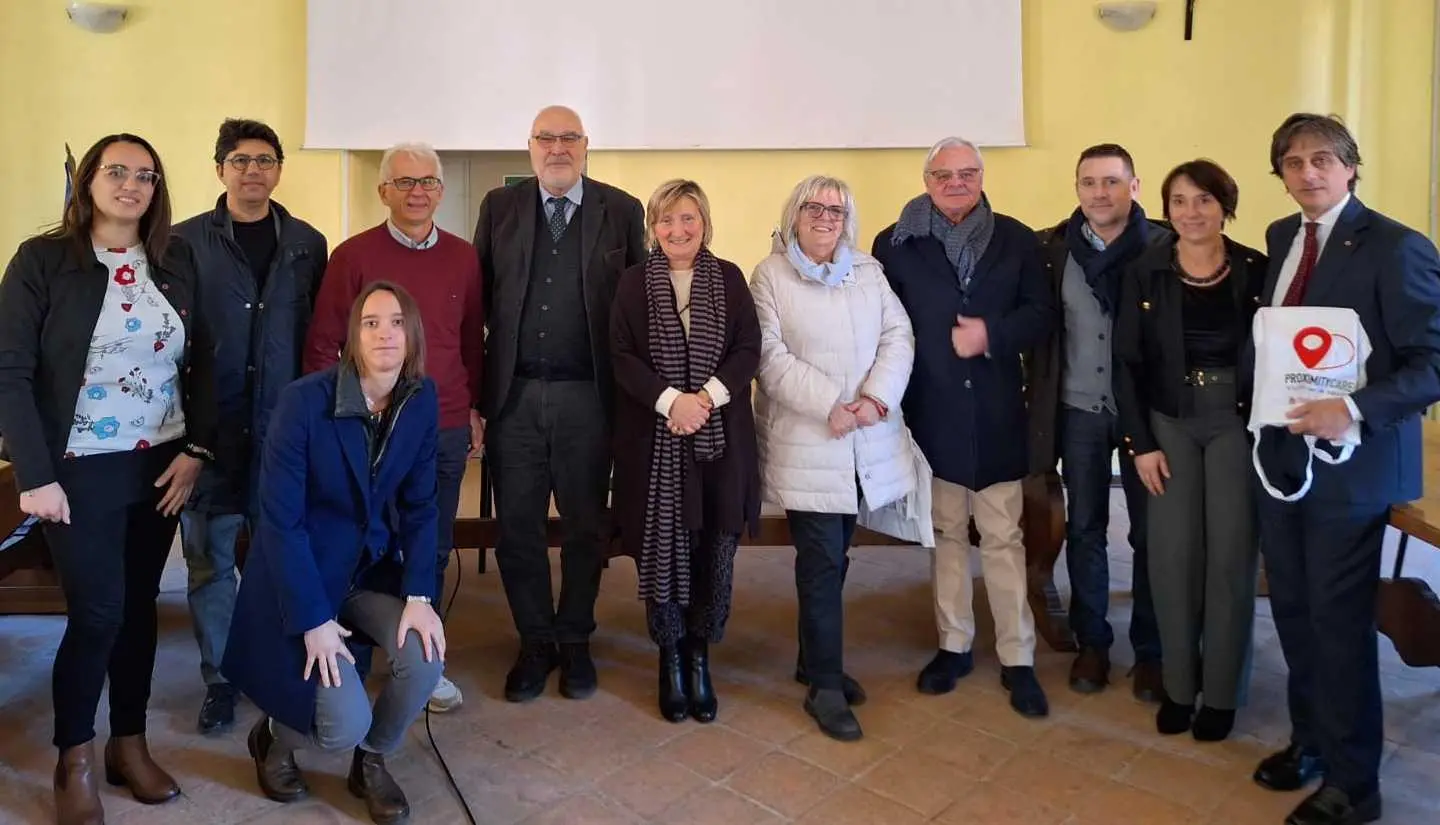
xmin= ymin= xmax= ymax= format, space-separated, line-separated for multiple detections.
xmin=657 ymin=645 xmax=688 ymax=723
xmin=685 ymin=636 xmax=718 ymax=723
xmin=1156 ymin=697 xmax=1195 ymax=735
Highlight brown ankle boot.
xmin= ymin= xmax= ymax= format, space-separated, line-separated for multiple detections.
xmin=246 ymin=716 xmax=308 ymax=803
xmin=103 ymin=735 xmax=179 ymax=804
xmin=54 ymin=741 xmax=105 ymax=825
xmin=347 ymin=747 xmax=411 ymax=824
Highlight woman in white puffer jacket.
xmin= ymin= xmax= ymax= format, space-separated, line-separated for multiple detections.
xmin=750 ymin=174 xmax=918 ymax=743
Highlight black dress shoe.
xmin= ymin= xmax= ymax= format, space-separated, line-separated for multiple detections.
xmin=558 ymin=641 xmax=598 ymax=699
xmin=1192 ymin=706 xmax=1235 ymax=742
xmin=916 ymin=649 xmax=974 ymax=695
xmin=1000 ymin=666 xmax=1049 ymax=718
xmin=1254 ymin=743 xmax=1327 ymax=792
xmin=1285 ymin=785 xmax=1381 ymax=825
xmin=504 ymin=641 xmax=558 ymax=703
xmin=804 ymin=687 xmax=863 ymax=742
xmin=246 ymin=716 xmax=308 ymax=803
xmin=657 ymin=645 xmax=688 ymax=723
xmin=683 ymin=636 xmax=718 ymax=723
xmin=347 ymin=747 xmax=411 ymax=825
xmin=794 ymin=661 xmax=867 ymax=706
xmin=197 ymin=683 xmax=237 ymax=735
xmin=1156 ymin=697 xmax=1194 ymax=735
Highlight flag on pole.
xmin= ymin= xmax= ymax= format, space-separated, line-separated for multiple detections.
xmin=64 ymin=143 xmax=77 ymax=205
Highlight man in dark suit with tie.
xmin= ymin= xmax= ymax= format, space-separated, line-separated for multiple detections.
xmin=472 ymin=105 xmax=646 ymax=703
xmin=1249 ymin=113 xmax=1440 ymax=825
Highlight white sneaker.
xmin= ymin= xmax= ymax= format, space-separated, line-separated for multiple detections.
xmin=427 ymin=674 xmax=464 ymax=713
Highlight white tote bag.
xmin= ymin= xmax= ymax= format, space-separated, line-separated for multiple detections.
xmin=1247 ymin=306 xmax=1371 ymax=502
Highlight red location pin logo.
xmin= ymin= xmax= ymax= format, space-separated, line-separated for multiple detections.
xmin=1293 ymin=326 xmax=1333 ymax=369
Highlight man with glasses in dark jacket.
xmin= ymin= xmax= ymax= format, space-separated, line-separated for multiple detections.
xmin=174 ymin=118 xmax=328 ymax=735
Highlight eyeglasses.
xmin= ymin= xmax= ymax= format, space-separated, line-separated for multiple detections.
xmin=385 ymin=176 xmax=443 ymax=191
xmin=225 ymin=154 xmax=280 ymax=171
xmin=100 ymin=164 xmax=161 ymax=187
xmin=926 ymin=168 xmax=982 ymax=185
xmin=800 ymin=202 xmax=848 ymax=220
xmin=532 ymin=132 xmax=585 ymax=148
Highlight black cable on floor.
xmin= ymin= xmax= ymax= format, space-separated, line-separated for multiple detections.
xmin=423 ymin=547 xmax=477 ymax=824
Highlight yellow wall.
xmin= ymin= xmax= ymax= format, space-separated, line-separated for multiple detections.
xmin=1 ymin=0 xmax=1434 ymax=270
xmin=0 ymin=0 xmax=343 ymax=254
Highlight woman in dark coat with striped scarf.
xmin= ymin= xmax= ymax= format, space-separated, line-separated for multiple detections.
xmin=610 ymin=179 xmax=762 ymax=724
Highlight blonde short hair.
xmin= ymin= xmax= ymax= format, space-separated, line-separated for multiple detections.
xmin=645 ymin=179 xmax=714 ymax=250
xmin=777 ymin=175 xmax=859 ymax=252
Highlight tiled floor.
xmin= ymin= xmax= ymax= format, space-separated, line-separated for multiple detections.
xmin=1 ymin=490 xmax=1438 ymax=825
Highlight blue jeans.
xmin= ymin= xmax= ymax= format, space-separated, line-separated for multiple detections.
xmin=1059 ymin=407 xmax=1161 ymax=661
xmin=272 ymin=589 xmax=443 ymax=755
xmin=180 ymin=511 xmax=246 ymax=686
xmin=433 ymin=426 xmax=472 ymax=613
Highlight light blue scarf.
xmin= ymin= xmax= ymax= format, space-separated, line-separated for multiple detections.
xmin=786 ymin=238 xmax=854 ymax=288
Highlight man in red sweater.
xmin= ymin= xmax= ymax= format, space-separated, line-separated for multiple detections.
xmin=303 ymin=141 xmax=484 ymax=713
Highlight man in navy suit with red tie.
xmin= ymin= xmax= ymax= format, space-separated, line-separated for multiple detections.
xmin=1249 ymin=113 xmax=1440 ymax=825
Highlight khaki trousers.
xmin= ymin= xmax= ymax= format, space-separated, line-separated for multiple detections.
xmin=930 ymin=478 xmax=1035 ymax=667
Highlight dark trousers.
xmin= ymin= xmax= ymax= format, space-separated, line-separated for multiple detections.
xmin=488 ymin=378 xmax=609 ymax=644
xmin=645 ymin=529 xmax=740 ymax=647
xmin=1259 ymin=491 xmax=1389 ymax=798
xmin=1059 ymin=406 xmax=1161 ymax=661
xmin=433 ymin=425 xmax=471 ymax=612
xmin=356 ymin=424 xmax=470 ymax=683
xmin=1147 ymin=383 xmax=1258 ymax=709
xmin=786 ymin=510 xmax=857 ymax=691
xmin=46 ymin=445 xmax=182 ymax=750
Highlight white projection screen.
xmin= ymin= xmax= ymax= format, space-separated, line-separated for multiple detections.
xmin=304 ymin=0 xmax=1025 ymax=151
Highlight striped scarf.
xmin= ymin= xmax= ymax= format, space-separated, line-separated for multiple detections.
xmin=639 ymin=245 xmax=727 ymax=605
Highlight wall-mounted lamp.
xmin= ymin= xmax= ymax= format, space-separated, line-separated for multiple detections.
xmin=1096 ymin=1 xmax=1157 ymax=32
xmin=66 ymin=2 xmax=129 ymax=34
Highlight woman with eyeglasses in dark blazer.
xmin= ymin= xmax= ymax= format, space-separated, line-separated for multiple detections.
xmin=0 ymin=133 xmax=217 ymax=825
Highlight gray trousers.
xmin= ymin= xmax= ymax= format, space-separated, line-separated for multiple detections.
xmin=1147 ymin=381 xmax=1259 ymax=709
xmin=273 ymin=590 xmax=443 ymax=755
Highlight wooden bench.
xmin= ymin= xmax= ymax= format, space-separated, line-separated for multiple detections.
xmin=0 ymin=461 xmax=67 ymax=614
xmin=235 ymin=462 xmax=1078 ymax=653
xmin=448 ymin=462 xmax=1080 ymax=654
xmin=1379 ymin=420 xmax=1440 ymax=668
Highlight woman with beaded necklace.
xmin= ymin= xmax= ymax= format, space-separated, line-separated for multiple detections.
xmin=1114 ymin=159 xmax=1267 ymax=743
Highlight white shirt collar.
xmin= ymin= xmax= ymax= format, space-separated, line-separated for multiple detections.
xmin=386 ymin=219 xmax=439 ymax=250
xmin=1305 ymin=192 xmax=1351 ymax=228
xmin=543 ymin=177 xmax=584 ymax=208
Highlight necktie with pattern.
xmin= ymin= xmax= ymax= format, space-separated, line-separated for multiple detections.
xmin=1281 ymin=221 xmax=1320 ymax=306
xmin=547 ymin=196 xmax=568 ymax=242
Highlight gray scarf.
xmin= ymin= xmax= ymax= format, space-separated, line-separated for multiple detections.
xmin=893 ymin=192 xmax=995 ymax=291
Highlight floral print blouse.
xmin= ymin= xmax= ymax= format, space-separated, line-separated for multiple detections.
xmin=66 ymin=246 xmax=188 ymax=456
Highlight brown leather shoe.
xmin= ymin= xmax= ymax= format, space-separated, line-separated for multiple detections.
xmin=103 ymin=735 xmax=179 ymax=804
xmin=246 ymin=716 xmax=309 ymax=803
xmin=347 ymin=747 xmax=411 ymax=824
xmin=1068 ymin=647 xmax=1110 ymax=694
xmin=1130 ymin=660 xmax=1164 ymax=703
xmin=54 ymin=741 xmax=104 ymax=825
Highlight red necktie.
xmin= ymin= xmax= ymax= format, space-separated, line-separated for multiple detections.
xmin=1281 ymin=221 xmax=1320 ymax=306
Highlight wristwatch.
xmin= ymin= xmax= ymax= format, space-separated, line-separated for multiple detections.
xmin=406 ymin=595 xmax=432 ymax=605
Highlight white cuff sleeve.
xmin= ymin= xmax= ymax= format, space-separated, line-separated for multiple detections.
xmin=703 ymin=377 xmax=731 ymax=409
xmin=655 ymin=387 xmax=682 ymax=417
xmin=1344 ymin=395 xmax=1363 ymax=422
